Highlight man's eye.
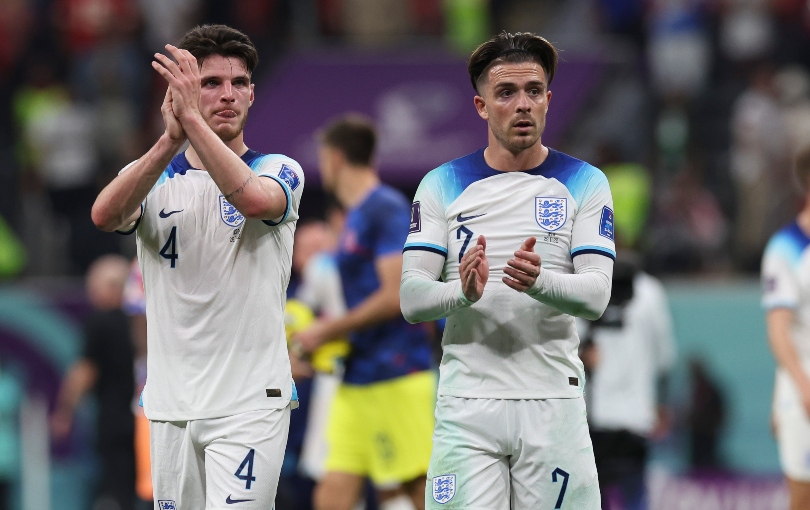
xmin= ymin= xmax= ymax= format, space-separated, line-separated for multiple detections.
xmin=206 ymin=80 xmax=217 ymax=86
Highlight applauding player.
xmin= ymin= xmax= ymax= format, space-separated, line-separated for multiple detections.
xmin=401 ymin=32 xmax=614 ymax=509
xmin=91 ymin=25 xmax=304 ymax=509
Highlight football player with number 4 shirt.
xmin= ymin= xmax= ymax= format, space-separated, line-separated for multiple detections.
xmin=401 ymin=32 xmax=614 ymax=509
xmin=91 ymin=25 xmax=303 ymax=510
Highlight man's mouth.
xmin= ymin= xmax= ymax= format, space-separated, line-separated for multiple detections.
xmin=514 ymin=120 xmax=534 ymax=129
xmin=215 ymin=110 xmax=238 ymax=119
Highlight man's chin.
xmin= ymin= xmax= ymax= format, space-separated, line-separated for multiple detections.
xmin=213 ymin=125 xmax=241 ymax=142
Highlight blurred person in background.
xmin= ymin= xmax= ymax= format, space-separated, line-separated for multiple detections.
xmin=761 ymin=145 xmax=810 ymax=509
xmin=400 ymin=32 xmax=613 ymax=508
xmin=580 ymin=255 xmax=676 ymax=510
xmin=51 ymin=254 xmax=136 ymax=510
xmin=91 ymin=24 xmax=305 ymax=509
xmin=295 ymin=115 xmax=435 ymax=510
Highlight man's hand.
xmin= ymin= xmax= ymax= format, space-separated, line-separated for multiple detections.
xmin=460 ymin=235 xmax=488 ymax=302
xmin=161 ymin=86 xmax=186 ymax=143
xmin=503 ymin=237 xmax=541 ymax=292
xmin=152 ymin=44 xmax=202 ymax=124
xmin=294 ymin=319 xmax=334 ymax=354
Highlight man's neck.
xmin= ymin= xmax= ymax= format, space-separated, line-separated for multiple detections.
xmin=335 ymin=167 xmax=380 ymax=208
xmin=483 ymin=137 xmax=548 ymax=172
xmin=185 ymin=133 xmax=248 ymax=170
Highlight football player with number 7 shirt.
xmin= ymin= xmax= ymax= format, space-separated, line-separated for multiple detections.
xmin=91 ymin=24 xmax=304 ymax=510
xmin=400 ymin=32 xmax=615 ymax=509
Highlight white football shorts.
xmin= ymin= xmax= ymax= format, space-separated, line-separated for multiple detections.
xmin=151 ymin=406 xmax=290 ymax=510
xmin=774 ymin=370 xmax=810 ymax=481
xmin=426 ymin=396 xmax=600 ymax=509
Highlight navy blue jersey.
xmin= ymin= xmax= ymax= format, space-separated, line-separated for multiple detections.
xmin=336 ymin=185 xmax=433 ymax=384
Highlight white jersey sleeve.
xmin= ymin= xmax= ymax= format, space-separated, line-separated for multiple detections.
xmin=404 ymin=171 xmax=451 ymax=259
xmin=570 ymin=168 xmax=616 ymax=260
xmin=252 ymin=155 xmax=304 ymax=226
xmin=762 ymin=234 xmax=800 ymax=310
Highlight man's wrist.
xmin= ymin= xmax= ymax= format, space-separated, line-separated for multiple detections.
xmin=159 ymin=132 xmax=186 ymax=153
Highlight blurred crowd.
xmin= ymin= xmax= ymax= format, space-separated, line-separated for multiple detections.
xmin=0 ymin=0 xmax=809 ymax=277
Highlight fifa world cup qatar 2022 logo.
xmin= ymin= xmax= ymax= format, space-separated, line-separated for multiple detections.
xmin=535 ymin=197 xmax=567 ymax=232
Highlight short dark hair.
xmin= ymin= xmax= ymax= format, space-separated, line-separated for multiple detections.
xmin=320 ymin=115 xmax=377 ymax=167
xmin=468 ymin=32 xmax=558 ymax=93
xmin=795 ymin=145 xmax=810 ymax=192
xmin=179 ymin=24 xmax=259 ymax=75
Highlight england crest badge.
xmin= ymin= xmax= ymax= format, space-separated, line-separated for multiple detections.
xmin=157 ymin=501 xmax=177 ymax=510
xmin=432 ymin=474 xmax=456 ymax=504
xmin=535 ymin=197 xmax=567 ymax=231
xmin=219 ymin=195 xmax=245 ymax=227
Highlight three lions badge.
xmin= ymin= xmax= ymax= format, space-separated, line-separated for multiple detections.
xmin=432 ymin=474 xmax=456 ymax=504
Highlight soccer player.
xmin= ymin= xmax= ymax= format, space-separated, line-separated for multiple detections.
xmin=762 ymin=146 xmax=810 ymax=510
xmin=91 ymin=24 xmax=304 ymax=509
xmin=294 ymin=116 xmax=435 ymax=510
xmin=400 ymin=32 xmax=614 ymax=509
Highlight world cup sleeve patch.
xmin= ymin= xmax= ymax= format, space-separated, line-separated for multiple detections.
xmin=278 ymin=164 xmax=300 ymax=191
xmin=410 ymin=201 xmax=421 ymax=233
xmin=599 ymin=206 xmax=614 ymax=241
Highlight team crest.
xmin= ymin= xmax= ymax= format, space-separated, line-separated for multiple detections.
xmin=219 ymin=195 xmax=245 ymax=227
xmin=278 ymin=164 xmax=301 ymax=191
xmin=157 ymin=501 xmax=177 ymax=510
xmin=535 ymin=197 xmax=567 ymax=231
xmin=432 ymin=474 xmax=456 ymax=504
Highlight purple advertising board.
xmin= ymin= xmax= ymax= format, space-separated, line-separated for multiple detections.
xmin=245 ymin=51 xmax=605 ymax=187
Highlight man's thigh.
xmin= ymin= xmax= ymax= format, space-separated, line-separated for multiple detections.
xmin=150 ymin=420 xmax=205 ymax=510
xmin=201 ymin=407 xmax=291 ymax=510
xmin=426 ymin=396 xmax=510 ymax=510
xmin=510 ymin=398 xmax=600 ymax=509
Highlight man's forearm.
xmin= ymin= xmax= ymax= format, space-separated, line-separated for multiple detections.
xmin=526 ymin=254 xmax=613 ymax=320
xmin=182 ymin=116 xmax=271 ymax=218
xmin=92 ymin=134 xmax=182 ymax=231
xmin=400 ymin=250 xmax=471 ymax=323
xmin=325 ymin=289 xmax=401 ymax=340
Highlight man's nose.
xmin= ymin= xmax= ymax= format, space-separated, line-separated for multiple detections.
xmin=515 ymin=91 xmax=532 ymax=112
xmin=221 ymin=82 xmax=235 ymax=102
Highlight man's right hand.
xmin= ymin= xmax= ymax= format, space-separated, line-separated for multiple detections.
xmin=460 ymin=235 xmax=488 ymax=302
xmin=161 ymin=86 xmax=186 ymax=144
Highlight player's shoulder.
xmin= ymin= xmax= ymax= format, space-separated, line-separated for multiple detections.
xmin=540 ymin=149 xmax=609 ymax=199
xmin=635 ymin=272 xmax=667 ymax=300
xmin=246 ymin=150 xmax=304 ymax=191
xmin=764 ymin=220 xmax=810 ymax=264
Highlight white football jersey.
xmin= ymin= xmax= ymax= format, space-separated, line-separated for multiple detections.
xmin=404 ymin=148 xmax=615 ymax=399
xmin=121 ymin=149 xmax=304 ymax=421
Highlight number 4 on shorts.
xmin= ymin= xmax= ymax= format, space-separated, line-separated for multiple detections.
xmin=235 ymin=449 xmax=256 ymax=489
xmin=552 ymin=467 xmax=569 ymax=509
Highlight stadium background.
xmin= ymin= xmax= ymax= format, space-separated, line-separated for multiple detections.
xmin=0 ymin=0 xmax=807 ymax=508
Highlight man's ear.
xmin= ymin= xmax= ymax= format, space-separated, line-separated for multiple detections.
xmin=474 ymin=95 xmax=488 ymax=121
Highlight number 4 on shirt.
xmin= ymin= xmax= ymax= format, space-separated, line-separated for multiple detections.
xmin=235 ymin=448 xmax=256 ymax=489
xmin=160 ymin=226 xmax=178 ymax=268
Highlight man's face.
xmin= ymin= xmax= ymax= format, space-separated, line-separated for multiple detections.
xmin=317 ymin=144 xmax=341 ymax=192
xmin=474 ymin=61 xmax=552 ymax=154
xmin=198 ymin=54 xmax=254 ymax=141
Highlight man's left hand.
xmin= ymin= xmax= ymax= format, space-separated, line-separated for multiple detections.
xmin=503 ymin=237 xmax=541 ymax=292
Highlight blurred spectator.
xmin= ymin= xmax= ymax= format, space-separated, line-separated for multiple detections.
xmin=51 ymin=255 xmax=136 ymax=510
xmin=775 ymin=65 xmax=810 ymax=159
xmin=646 ymin=0 xmax=711 ymax=99
xmin=581 ymin=256 xmax=677 ymax=510
xmin=138 ymin=0 xmax=202 ymax=52
xmin=718 ymin=0 xmax=775 ymax=64
xmin=0 ymin=364 xmax=22 ymax=510
xmin=647 ymin=161 xmax=729 ymax=273
xmin=729 ymin=64 xmax=792 ymax=271
xmin=52 ymin=0 xmax=139 ymax=57
xmin=445 ymin=0 xmax=489 ymax=53
xmin=0 ymin=0 xmax=33 ymax=77
xmin=597 ymin=142 xmax=652 ymax=250
xmin=687 ymin=357 xmax=726 ymax=470
xmin=342 ymin=0 xmax=416 ymax=46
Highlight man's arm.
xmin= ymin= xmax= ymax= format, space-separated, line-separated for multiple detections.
xmin=525 ymin=252 xmax=613 ymax=320
xmin=152 ymin=45 xmax=287 ymax=221
xmin=768 ymin=308 xmax=810 ymax=416
xmin=50 ymin=359 xmax=98 ymax=440
xmin=91 ymin=88 xmax=186 ymax=232
xmin=296 ymin=253 xmax=403 ymax=352
xmin=400 ymin=237 xmax=488 ymax=323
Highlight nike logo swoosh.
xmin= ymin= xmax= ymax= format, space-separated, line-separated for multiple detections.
xmin=159 ymin=209 xmax=184 ymax=218
xmin=456 ymin=213 xmax=486 ymax=222
xmin=226 ymin=495 xmax=255 ymax=504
